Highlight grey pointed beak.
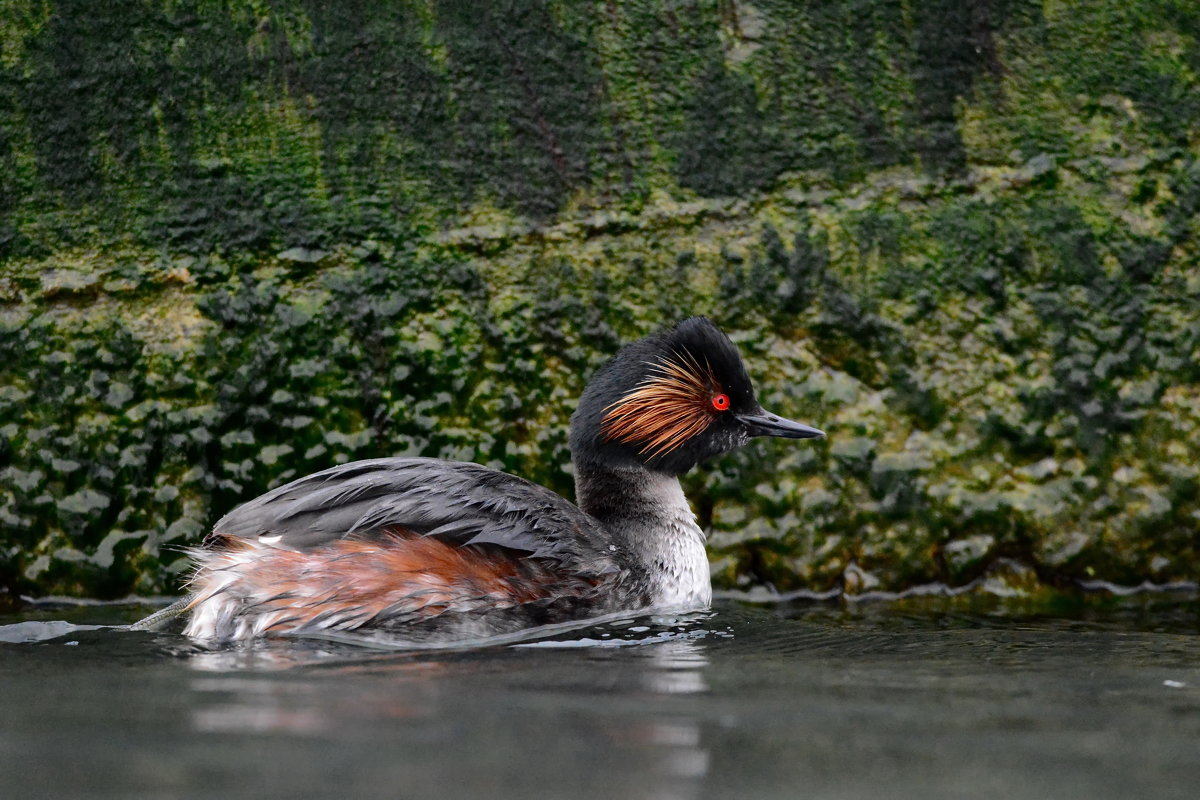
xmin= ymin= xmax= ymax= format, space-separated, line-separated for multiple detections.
xmin=736 ymin=409 xmax=825 ymax=440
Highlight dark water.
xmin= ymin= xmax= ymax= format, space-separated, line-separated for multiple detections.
xmin=2 ymin=599 xmax=1199 ymax=800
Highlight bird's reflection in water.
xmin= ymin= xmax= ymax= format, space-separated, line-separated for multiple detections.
xmin=637 ymin=636 xmax=710 ymax=695
xmin=178 ymin=619 xmax=719 ymax=800
xmin=184 ymin=652 xmax=447 ymax=735
xmin=189 ymin=688 xmax=327 ymax=736
xmin=619 ymin=638 xmax=712 ymax=800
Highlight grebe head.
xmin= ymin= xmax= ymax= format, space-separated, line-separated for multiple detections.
xmin=570 ymin=317 xmax=824 ymax=476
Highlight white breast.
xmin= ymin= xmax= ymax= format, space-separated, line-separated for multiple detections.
xmin=632 ymin=475 xmax=713 ymax=611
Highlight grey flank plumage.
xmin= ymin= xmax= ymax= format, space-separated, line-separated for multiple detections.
xmin=210 ymin=458 xmax=625 ymax=578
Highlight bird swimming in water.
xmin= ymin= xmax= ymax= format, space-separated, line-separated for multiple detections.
xmin=170 ymin=317 xmax=824 ymax=642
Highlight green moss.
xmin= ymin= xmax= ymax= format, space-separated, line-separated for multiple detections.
xmin=1 ymin=1 xmax=1199 ymax=598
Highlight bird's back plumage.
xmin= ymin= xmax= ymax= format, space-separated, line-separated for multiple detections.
xmin=184 ymin=458 xmax=632 ymax=641
xmin=208 ymin=457 xmax=621 ymax=572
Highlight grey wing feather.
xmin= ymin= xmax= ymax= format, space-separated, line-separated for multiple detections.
xmin=210 ymin=458 xmax=620 ymax=574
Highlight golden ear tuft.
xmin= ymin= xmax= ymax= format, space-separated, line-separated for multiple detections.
xmin=600 ymin=351 xmax=721 ymax=458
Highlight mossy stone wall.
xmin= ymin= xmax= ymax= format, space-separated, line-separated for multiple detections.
xmin=1 ymin=1 xmax=1198 ymax=599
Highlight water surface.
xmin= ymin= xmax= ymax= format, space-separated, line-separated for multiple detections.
xmin=2 ymin=599 xmax=1198 ymax=799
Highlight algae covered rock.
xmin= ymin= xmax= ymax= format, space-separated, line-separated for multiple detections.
xmin=1 ymin=1 xmax=1199 ymax=598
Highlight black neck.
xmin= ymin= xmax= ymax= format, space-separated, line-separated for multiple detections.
xmin=573 ymin=461 xmax=646 ymax=523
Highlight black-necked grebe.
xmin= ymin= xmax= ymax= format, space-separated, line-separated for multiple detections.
xmin=173 ymin=317 xmax=824 ymax=642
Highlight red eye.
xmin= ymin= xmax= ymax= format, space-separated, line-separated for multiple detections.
xmin=712 ymin=393 xmax=730 ymax=411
